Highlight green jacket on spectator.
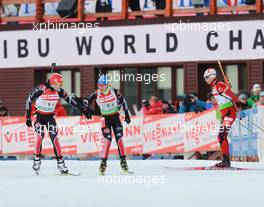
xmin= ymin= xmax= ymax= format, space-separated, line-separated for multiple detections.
xmin=248 ymin=94 xmax=259 ymax=108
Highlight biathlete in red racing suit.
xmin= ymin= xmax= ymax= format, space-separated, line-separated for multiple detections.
xmin=25 ymin=73 xmax=89 ymax=174
xmin=204 ymin=68 xmax=239 ymax=168
xmin=82 ymin=75 xmax=131 ymax=175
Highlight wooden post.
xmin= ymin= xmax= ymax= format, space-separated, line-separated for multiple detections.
xmin=165 ymin=0 xmax=173 ymax=17
xmin=36 ymin=0 xmax=44 ymax=22
xmin=256 ymin=0 xmax=263 ymax=14
xmin=209 ymin=0 xmax=217 ymax=15
xmin=122 ymin=0 xmax=129 ymax=19
xmin=78 ymin=0 xmax=85 ymax=20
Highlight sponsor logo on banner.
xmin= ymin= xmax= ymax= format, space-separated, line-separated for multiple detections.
xmin=77 ymin=116 xmax=103 ymax=155
xmin=1 ymin=116 xmax=80 ymax=154
xmin=122 ymin=116 xmax=143 ymax=155
xmin=184 ymin=110 xmax=219 ymax=152
xmin=76 ymin=116 xmax=143 ymax=155
xmin=143 ymin=114 xmax=184 ymax=154
xmin=2 ymin=109 xmax=263 ymax=156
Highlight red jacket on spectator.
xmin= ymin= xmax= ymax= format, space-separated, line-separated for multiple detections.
xmin=143 ymin=100 xmax=163 ymax=115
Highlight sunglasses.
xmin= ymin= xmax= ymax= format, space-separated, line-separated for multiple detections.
xmin=55 ymin=82 xmax=63 ymax=85
xmin=204 ymin=75 xmax=210 ymax=80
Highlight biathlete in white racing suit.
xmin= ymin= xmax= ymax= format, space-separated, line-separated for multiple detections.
xmin=25 ymin=73 xmax=90 ymax=174
xmin=204 ymin=68 xmax=239 ymax=167
xmin=82 ymin=75 xmax=131 ymax=175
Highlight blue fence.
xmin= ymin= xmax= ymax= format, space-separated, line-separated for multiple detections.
xmin=230 ymin=108 xmax=258 ymax=157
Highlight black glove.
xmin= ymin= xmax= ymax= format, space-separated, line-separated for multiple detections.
xmin=81 ymin=108 xmax=92 ymax=120
xmin=84 ymin=112 xmax=92 ymax=120
xmin=26 ymin=118 xmax=32 ymax=127
xmin=124 ymin=111 xmax=131 ymax=124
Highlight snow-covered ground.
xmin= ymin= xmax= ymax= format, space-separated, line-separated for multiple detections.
xmin=0 ymin=160 xmax=264 ymax=207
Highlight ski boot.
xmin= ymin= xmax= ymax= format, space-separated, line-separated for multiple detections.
xmin=120 ymin=159 xmax=129 ymax=172
xmin=57 ymin=159 xmax=69 ymax=174
xmin=32 ymin=155 xmax=41 ymax=174
xmin=214 ymin=156 xmax=231 ymax=168
xmin=120 ymin=156 xmax=134 ymax=174
xmin=99 ymin=159 xmax=107 ymax=176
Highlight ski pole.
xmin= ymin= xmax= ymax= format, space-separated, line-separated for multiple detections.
xmin=237 ymin=119 xmax=256 ymax=134
xmin=249 ymin=120 xmax=264 ymax=133
xmin=73 ymin=119 xmax=81 ymax=128
xmin=51 ymin=63 xmax=56 ymax=73
xmin=85 ymin=119 xmax=101 ymax=155
xmin=217 ymin=61 xmax=238 ymax=112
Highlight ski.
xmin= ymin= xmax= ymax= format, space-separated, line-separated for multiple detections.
xmin=54 ymin=172 xmax=81 ymax=176
xmin=98 ymin=170 xmax=134 ymax=176
xmin=163 ymin=166 xmax=264 ymax=171
xmin=121 ymin=170 xmax=134 ymax=175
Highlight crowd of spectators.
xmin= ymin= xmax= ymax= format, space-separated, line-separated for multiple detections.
xmin=142 ymin=83 xmax=264 ymax=116
xmin=1 ymin=0 xmax=258 ymax=18
xmin=1 ymin=83 xmax=263 ymax=117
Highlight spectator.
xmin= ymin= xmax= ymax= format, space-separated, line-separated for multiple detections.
xmin=245 ymin=0 xmax=256 ymax=13
xmin=18 ymin=4 xmax=35 ymax=16
xmin=248 ymin=83 xmax=262 ymax=108
xmin=256 ymin=91 xmax=264 ymax=106
xmin=151 ymin=0 xmax=165 ymax=17
xmin=205 ymin=93 xmax=218 ymax=109
xmin=153 ymin=0 xmax=166 ymax=9
xmin=129 ymin=0 xmax=143 ymax=18
xmin=143 ymin=0 xmax=156 ymax=10
xmin=173 ymin=96 xmax=184 ymax=113
xmin=245 ymin=0 xmax=256 ymax=4
xmin=19 ymin=3 xmax=58 ymax=17
xmin=0 ymin=100 xmax=9 ymax=117
xmin=162 ymin=100 xmax=176 ymax=114
xmin=45 ymin=3 xmax=59 ymax=15
xmin=96 ymin=0 xmax=112 ymax=20
xmin=143 ymin=96 xmax=163 ymax=115
xmin=144 ymin=0 xmax=150 ymax=8
xmin=54 ymin=102 xmax=68 ymax=116
xmin=238 ymin=93 xmax=251 ymax=110
xmin=193 ymin=0 xmax=204 ymax=16
xmin=179 ymin=94 xmax=206 ymax=113
xmin=2 ymin=4 xmax=18 ymax=17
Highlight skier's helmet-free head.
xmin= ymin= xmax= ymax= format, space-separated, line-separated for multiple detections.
xmin=98 ymin=75 xmax=109 ymax=91
xmin=204 ymin=68 xmax=217 ymax=84
xmin=252 ymin=83 xmax=262 ymax=93
xmin=49 ymin=73 xmax=63 ymax=90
